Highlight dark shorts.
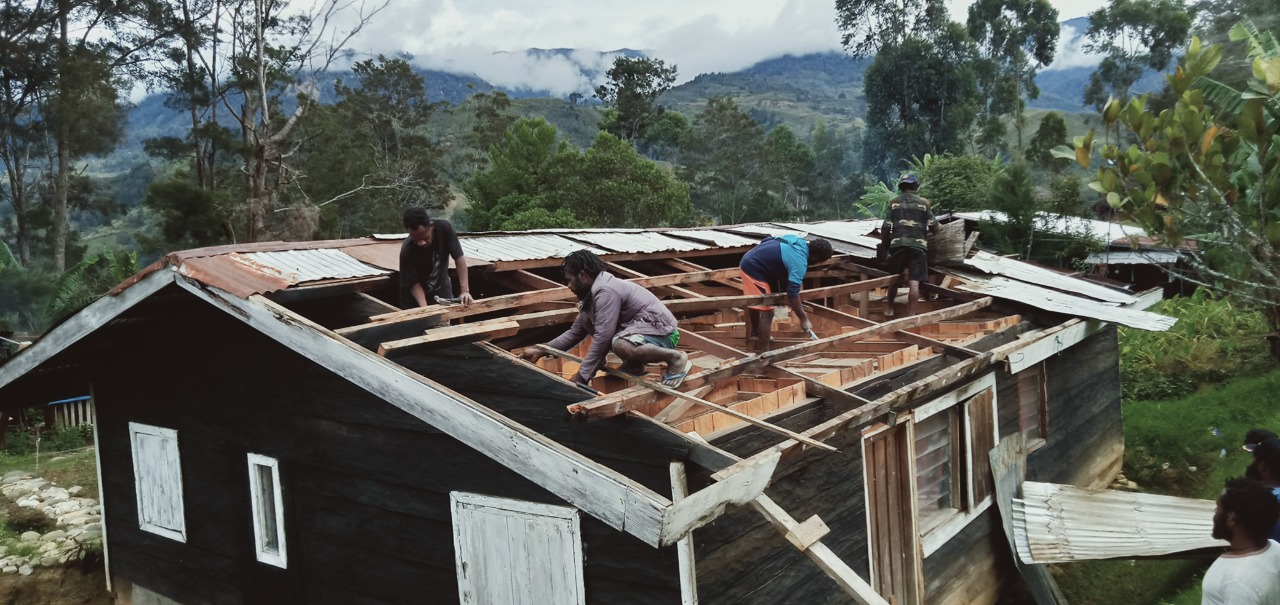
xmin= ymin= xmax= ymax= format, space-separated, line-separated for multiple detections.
xmin=615 ymin=331 xmax=680 ymax=349
xmin=888 ymin=247 xmax=929 ymax=282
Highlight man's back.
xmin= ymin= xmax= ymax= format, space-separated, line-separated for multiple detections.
xmin=1202 ymin=540 xmax=1280 ymax=604
xmin=885 ymin=193 xmax=936 ymax=250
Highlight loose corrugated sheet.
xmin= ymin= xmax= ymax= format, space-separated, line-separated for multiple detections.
xmin=965 ymin=251 xmax=1137 ymax=304
xmin=178 ymin=256 xmax=292 ymax=298
xmin=666 ymin=229 xmax=761 ymax=248
xmin=727 ymin=223 xmax=877 ymax=258
xmin=1012 ymin=482 xmax=1223 ymax=564
xmin=1085 ymin=250 xmax=1182 ymax=265
xmin=238 ymin=249 xmax=391 ymax=284
xmin=726 ymin=224 xmax=806 ymax=239
xmin=949 ymin=270 xmax=1176 ymax=331
xmin=461 ymin=234 xmax=609 ymax=263
xmin=956 ymin=211 xmax=1148 ymax=245
xmin=562 ymin=231 xmax=710 ymax=254
xmin=775 ymin=220 xmax=881 ymax=248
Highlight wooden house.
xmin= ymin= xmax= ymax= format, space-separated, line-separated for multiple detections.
xmin=0 ymin=220 xmax=1173 ymax=605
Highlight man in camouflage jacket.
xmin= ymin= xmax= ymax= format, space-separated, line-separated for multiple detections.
xmin=879 ymin=174 xmax=939 ymax=317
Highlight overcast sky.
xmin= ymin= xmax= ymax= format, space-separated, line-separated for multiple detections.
xmin=338 ymin=0 xmax=1112 ymax=96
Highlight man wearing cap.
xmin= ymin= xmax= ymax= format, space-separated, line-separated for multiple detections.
xmin=1202 ymin=477 xmax=1280 ymax=605
xmin=1246 ymin=437 xmax=1280 ymax=542
xmin=879 ymin=174 xmax=940 ymax=317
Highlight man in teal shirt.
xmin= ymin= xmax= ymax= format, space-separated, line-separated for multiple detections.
xmin=739 ymin=235 xmax=833 ymax=352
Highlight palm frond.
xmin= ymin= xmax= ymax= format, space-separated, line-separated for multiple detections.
xmin=1229 ymin=19 xmax=1280 ymax=58
xmin=1194 ymin=75 xmax=1247 ymax=116
xmin=42 ymin=255 xmax=100 ymax=329
xmin=0 ymin=241 xmax=16 ymax=271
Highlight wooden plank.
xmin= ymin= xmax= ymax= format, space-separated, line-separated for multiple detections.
xmin=677 ymin=329 xmax=748 ymax=364
xmin=0 ymin=267 xmax=174 ymax=392
xmin=172 ymin=276 xmax=678 ymax=548
xmin=1007 ymin=319 xmax=1102 ymax=373
xmin=537 ymin=345 xmax=837 ymax=452
xmin=357 ymin=292 xmax=400 ymax=315
xmin=669 ymin=463 xmax=699 ymax=605
xmin=989 ymin=435 xmax=1069 ymax=605
xmin=378 ymin=321 xmax=520 ymax=356
xmin=763 ymin=366 xmax=873 ymax=409
xmin=660 ymin=451 xmax=781 ymax=545
xmin=266 ymin=275 xmax=393 ymax=303
xmin=605 ymin=262 xmax=705 ymax=299
xmin=803 ymin=302 xmax=978 ymax=358
xmin=570 ymin=298 xmax=994 ymax=421
xmin=489 ymin=246 xmax=755 ymax=272
xmin=378 ymin=309 xmax=579 ymax=353
xmin=654 ymin=385 xmax=715 ymax=423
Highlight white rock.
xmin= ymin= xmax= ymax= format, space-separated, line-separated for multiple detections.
xmin=20 ymin=532 xmax=40 ymax=543
xmin=18 ymin=565 xmax=32 ymax=576
xmin=50 ymin=501 xmax=79 ymax=516
xmin=41 ymin=530 xmax=66 ymax=542
xmin=41 ymin=487 xmax=69 ymax=501
xmin=67 ymin=486 xmax=83 ymax=496
xmin=1 ymin=566 xmax=15 ymax=574
xmin=40 ymin=542 xmax=57 ymax=553
xmin=39 ymin=556 xmax=57 ymax=567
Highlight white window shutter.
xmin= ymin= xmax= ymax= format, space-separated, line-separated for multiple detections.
xmin=129 ymin=422 xmax=186 ymax=542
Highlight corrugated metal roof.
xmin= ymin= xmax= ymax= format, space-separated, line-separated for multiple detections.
xmin=955 ymin=211 xmax=1148 ymax=245
xmin=1085 ymin=250 xmax=1182 ymax=265
xmin=461 ymin=234 xmax=609 ymax=263
xmin=665 ymin=229 xmax=761 ymax=248
xmin=965 ymin=251 xmax=1137 ymax=304
xmin=725 ymin=224 xmax=806 ymax=239
xmin=1013 ymin=482 xmax=1222 ymax=564
xmin=562 ymin=232 xmax=710 ymax=254
xmin=238 ymin=249 xmax=391 ymax=284
xmin=948 ymin=270 xmax=1176 ymax=331
xmin=775 ymin=220 xmax=881 ymax=247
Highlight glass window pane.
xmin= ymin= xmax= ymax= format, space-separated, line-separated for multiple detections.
xmin=915 ymin=411 xmax=954 ymax=524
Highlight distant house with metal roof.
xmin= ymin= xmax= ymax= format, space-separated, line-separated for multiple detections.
xmin=0 ymin=219 xmax=1172 ymax=605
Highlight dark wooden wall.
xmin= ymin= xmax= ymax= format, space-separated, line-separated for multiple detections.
xmin=89 ymin=295 xmax=682 ymax=605
xmin=693 ymin=326 xmax=1125 ymax=605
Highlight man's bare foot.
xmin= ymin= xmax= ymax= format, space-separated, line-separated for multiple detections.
xmin=661 ymin=351 xmax=690 ymax=387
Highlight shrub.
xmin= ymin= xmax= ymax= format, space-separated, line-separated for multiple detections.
xmin=1119 ymin=290 xmax=1276 ymax=401
xmin=44 ymin=425 xmax=92 ymax=452
xmin=3 ymin=428 xmax=34 ymax=456
xmin=4 ymin=502 xmax=54 ymax=534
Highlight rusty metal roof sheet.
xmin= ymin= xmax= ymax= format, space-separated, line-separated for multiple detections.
xmin=561 ymin=232 xmax=711 ymax=254
xmin=239 ymin=249 xmax=391 ymax=284
xmin=460 ymin=234 xmax=609 ymax=263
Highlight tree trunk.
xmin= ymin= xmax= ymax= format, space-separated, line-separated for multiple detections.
xmin=52 ymin=1 xmax=70 ymax=273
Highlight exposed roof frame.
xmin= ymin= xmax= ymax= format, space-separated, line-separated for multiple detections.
xmin=172 ymin=275 xmax=777 ymax=547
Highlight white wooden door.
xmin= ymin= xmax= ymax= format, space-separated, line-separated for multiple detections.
xmin=451 ymin=492 xmax=586 ymax=605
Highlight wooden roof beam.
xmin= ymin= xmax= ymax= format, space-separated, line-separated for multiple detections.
xmin=569 ymin=297 xmax=993 ymax=421
xmin=378 ymin=276 xmax=904 ymax=355
xmin=801 ymin=303 xmax=980 ymax=358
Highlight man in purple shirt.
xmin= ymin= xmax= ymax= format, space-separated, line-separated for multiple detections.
xmin=521 ymin=250 xmax=690 ymax=388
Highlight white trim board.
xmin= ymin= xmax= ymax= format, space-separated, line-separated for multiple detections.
xmin=246 ymin=453 xmax=288 ymax=568
xmin=174 ymin=277 xmax=772 ymax=547
xmin=0 ymin=268 xmax=174 ymax=392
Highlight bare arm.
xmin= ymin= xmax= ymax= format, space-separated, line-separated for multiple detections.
xmin=410 ymin=283 xmax=428 ymax=308
xmin=787 ymin=294 xmax=812 ymax=332
xmin=455 ymin=254 xmax=473 ymax=307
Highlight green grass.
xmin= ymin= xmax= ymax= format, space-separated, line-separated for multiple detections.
xmin=1054 ymin=368 xmax=1280 ymax=605
xmin=0 ymin=447 xmax=99 ymax=501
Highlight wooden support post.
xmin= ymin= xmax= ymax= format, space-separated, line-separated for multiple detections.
xmin=858 ymin=273 xmax=870 ymax=317
xmin=535 ymin=345 xmax=837 ymax=452
xmin=670 ymin=462 xmax=699 ymax=605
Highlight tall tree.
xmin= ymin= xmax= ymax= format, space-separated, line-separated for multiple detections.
xmin=463 ymin=117 xmax=578 ymax=231
xmin=862 ymin=25 xmax=981 ymax=178
xmin=764 ymin=126 xmax=816 ymax=219
xmin=298 ymin=56 xmax=448 ymax=238
xmin=0 ymin=0 xmax=55 ymax=267
xmin=1083 ymin=0 xmax=1194 ymax=109
xmin=967 ymin=0 xmax=1060 ymax=153
xmin=594 ymin=56 xmax=677 ymax=144
xmin=1025 ymin=111 xmax=1069 ymax=170
xmin=678 ymin=97 xmax=781 ymax=224
xmin=835 ymin=0 xmax=949 ymax=57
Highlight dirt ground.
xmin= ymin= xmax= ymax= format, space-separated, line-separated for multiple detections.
xmin=0 ymin=560 xmax=110 ymax=605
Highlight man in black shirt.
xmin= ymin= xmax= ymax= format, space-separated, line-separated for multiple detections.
xmin=400 ymin=207 xmax=473 ymax=309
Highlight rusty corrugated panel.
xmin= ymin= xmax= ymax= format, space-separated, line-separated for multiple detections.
xmin=107 ymin=259 xmax=168 ymax=296
xmin=177 ymin=256 xmax=291 ymax=298
xmin=461 ymin=234 xmax=609 ymax=262
xmin=563 ymin=232 xmax=709 ymax=254
xmin=340 ymin=241 xmax=403 ymax=271
xmin=237 ymin=249 xmax=390 ymax=285
xmin=1013 ymin=482 xmax=1223 ymax=564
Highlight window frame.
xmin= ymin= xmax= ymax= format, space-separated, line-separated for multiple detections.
xmin=910 ymin=373 xmax=998 ymax=556
xmin=128 ymin=422 xmax=186 ymax=543
xmin=1015 ymin=362 xmax=1049 ymax=451
xmin=246 ymin=453 xmax=287 ymax=568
